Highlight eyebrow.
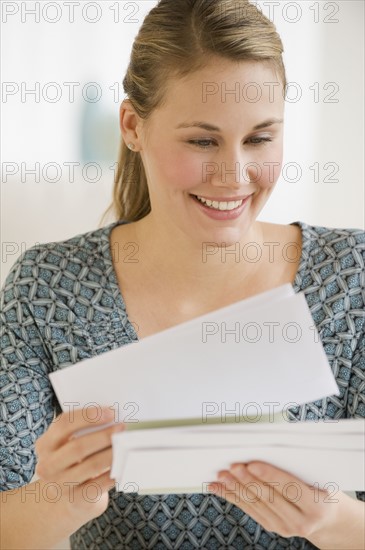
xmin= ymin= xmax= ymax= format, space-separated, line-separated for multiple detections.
xmin=175 ymin=118 xmax=283 ymax=132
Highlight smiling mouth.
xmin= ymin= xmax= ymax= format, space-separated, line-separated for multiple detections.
xmin=190 ymin=194 xmax=249 ymax=211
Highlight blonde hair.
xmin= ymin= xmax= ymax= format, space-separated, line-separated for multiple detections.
xmin=99 ymin=0 xmax=286 ymax=227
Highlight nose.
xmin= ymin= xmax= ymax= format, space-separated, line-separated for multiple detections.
xmin=209 ymin=149 xmax=257 ymax=189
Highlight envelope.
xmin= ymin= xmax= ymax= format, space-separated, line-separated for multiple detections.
xmin=110 ymin=418 xmax=365 ymax=494
xmin=49 ymin=283 xmax=339 ymax=436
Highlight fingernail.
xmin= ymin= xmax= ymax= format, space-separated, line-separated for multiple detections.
xmin=231 ymin=464 xmax=245 ymax=477
xmin=218 ymin=471 xmax=232 ymax=483
xmin=114 ymin=423 xmax=125 ymax=431
xmin=102 ymin=408 xmax=114 ymax=419
xmin=247 ymin=463 xmax=263 ymax=477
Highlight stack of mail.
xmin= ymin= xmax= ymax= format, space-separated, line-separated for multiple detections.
xmin=49 ymin=283 xmax=364 ymax=494
xmin=110 ymin=418 xmax=364 ymax=494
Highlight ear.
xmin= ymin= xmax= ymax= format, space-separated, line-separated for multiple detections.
xmin=119 ymin=99 xmax=142 ymax=147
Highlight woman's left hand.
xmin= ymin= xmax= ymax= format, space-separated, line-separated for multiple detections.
xmin=207 ymin=461 xmax=344 ymax=544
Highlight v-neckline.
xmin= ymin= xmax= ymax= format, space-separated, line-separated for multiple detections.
xmin=101 ymin=220 xmax=309 ymax=343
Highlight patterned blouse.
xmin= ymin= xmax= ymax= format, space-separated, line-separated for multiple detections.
xmin=1 ymin=220 xmax=364 ymax=550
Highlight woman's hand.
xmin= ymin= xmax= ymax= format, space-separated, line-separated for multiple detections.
xmin=35 ymin=405 xmax=124 ymax=527
xmin=207 ymin=461 xmax=353 ymax=547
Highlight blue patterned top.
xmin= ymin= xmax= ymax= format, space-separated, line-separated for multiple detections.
xmin=1 ymin=220 xmax=364 ymax=550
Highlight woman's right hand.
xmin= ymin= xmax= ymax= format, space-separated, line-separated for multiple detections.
xmin=35 ymin=405 xmax=125 ymax=526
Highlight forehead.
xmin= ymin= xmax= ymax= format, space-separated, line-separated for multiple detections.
xmin=153 ymin=59 xmax=284 ymax=128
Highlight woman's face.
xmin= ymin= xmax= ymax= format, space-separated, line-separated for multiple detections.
xmin=134 ymin=58 xmax=285 ymax=246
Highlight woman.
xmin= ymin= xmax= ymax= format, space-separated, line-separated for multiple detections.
xmin=1 ymin=0 xmax=364 ymax=548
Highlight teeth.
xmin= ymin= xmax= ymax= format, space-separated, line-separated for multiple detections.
xmin=195 ymin=195 xmax=244 ymax=211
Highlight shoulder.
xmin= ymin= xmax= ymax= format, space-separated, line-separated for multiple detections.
xmin=292 ymin=220 xmax=364 ymax=265
xmin=289 ymin=221 xmax=364 ymax=287
xmin=0 ymin=221 xmax=125 ymax=370
xmin=1 ymin=222 xmax=118 ymax=296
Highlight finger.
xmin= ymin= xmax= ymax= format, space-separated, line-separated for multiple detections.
xmin=37 ymin=406 xmax=116 ymax=453
xmin=63 ymin=446 xmax=114 ymax=486
xmin=81 ymin=470 xmax=117 ymax=496
xmin=242 ymin=461 xmax=329 ymax=512
xmin=210 ymin=462 xmax=305 ymax=528
xmin=36 ymin=422 xmax=124 ymax=480
xmin=226 ymin=464 xmax=303 ymax=526
xmin=65 ymin=447 xmax=113 ymax=484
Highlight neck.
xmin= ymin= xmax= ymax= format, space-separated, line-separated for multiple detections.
xmin=130 ymin=213 xmax=268 ymax=299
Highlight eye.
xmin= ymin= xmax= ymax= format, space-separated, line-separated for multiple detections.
xmin=187 ymin=136 xmax=273 ymax=149
xmin=187 ymin=139 xmax=217 ymax=149
xmin=247 ymin=136 xmax=273 ymax=145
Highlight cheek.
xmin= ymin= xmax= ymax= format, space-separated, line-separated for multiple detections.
xmin=255 ymin=145 xmax=283 ymax=189
xmin=154 ymin=147 xmax=203 ymax=192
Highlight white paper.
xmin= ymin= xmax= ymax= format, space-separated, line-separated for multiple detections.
xmin=47 ymin=283 xmax=363 ymax=494
xmin=111 ymin=419 xmax=365 ymax=493
xmin=49 ymin=284 xmax=339 ymax=434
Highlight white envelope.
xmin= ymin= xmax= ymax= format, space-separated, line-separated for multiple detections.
xmin=49 ymin=283 xmax=339 ymax=436
xmin=111 ymin=419 xmax=365 ymax=494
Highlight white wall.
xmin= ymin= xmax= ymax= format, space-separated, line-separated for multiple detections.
xmin=1 ymin=1 xmax=364 ymax=286
xmin=257 ymin=0 xmax=365 ymax=228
